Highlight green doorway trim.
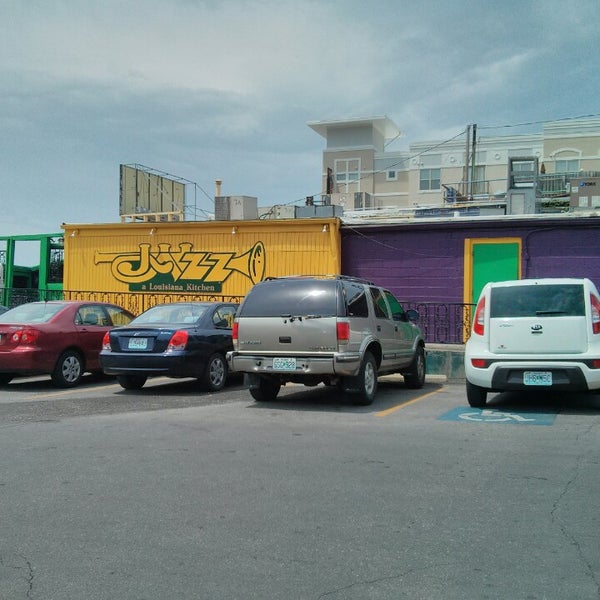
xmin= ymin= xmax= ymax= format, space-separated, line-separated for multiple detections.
xmin=462 ymin=237 xmax=522 ymax=340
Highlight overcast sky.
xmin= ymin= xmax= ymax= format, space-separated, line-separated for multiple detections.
xmin=2 ymin=0 xmax=599 ymax=252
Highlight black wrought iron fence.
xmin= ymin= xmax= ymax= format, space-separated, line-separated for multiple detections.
xmin=401 ymin=301 xmax=474 ymax=344
xmin=0 ymin=288 xmax=244 ymax=319
xmin=1 ymin=288 xmax=474 ymax=344
xmin=1 ymin=288 xmax=60 ymax=307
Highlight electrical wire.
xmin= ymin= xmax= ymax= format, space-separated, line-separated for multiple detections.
xmin=288 ymin=112 xmax=600 ymax=205
xmin=131 ymin=113 xmax=600 ymax=216
xmin=478 ymin=113 xmax=600 ymax=131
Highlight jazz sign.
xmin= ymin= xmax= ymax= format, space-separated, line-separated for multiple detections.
xmin=94 ymin=241 xmax=266 ymax=293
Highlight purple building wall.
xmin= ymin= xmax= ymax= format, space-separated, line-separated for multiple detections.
xmin=341 ymin=216 xmax=600 ymax=304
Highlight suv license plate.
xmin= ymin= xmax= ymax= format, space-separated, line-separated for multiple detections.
xmin=524 ymin=371 xmax=552 ymax=386
xmin=272 ymin=357 xmax=296 ymax=371
xmin=128 ymin=338 xmax=148 ymax=350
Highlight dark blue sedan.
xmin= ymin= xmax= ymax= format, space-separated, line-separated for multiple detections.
xmin=100 ymin=302 xmax=238 ymax=391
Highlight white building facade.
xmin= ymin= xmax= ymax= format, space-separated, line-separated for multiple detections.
xmin=308 ymin=116 xmax=600 ymax=214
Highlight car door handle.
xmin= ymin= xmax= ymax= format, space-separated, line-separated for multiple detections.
xmin=377 ymin=325 xmax=381 ymax=332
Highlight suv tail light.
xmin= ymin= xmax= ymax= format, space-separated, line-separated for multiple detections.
xmin=167 ymin=330 xmax=188 ymax=351
xmin=11 ymin=328 xmax=40 ymax=345
xmin=101 ymin=332 xmax=111 ymax=351
xmin=336 ymin=320 xmax=350 ymax=342
xmin=231 ymin=321 xmax=239 ymax=351
xmin=591 ymin=294 xmax=600 ymax=334
xmin=473 ymin=296 xmax=486 ymax=336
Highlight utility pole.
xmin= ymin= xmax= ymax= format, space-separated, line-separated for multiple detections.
xmin=465 ymin=124 xmax=471 ymax=199
xmin=470 ymin=124 xmax=477 ymax=199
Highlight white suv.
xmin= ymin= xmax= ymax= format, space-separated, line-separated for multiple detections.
xmin=465 ymin=278 xmax=600 ymax=407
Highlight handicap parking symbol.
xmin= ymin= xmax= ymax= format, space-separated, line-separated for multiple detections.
xmin=439 ymin=407 xmax=557 ymax=425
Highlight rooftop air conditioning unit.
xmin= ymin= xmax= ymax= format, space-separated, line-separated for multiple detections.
xmin=215 ymin=196 xmax=258 ymax=220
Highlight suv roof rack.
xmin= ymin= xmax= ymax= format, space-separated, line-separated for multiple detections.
xmin=264 ymin=274 xmax=375 ymax=285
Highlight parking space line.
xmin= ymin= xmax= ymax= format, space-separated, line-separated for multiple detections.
xmin=24 ymin=382 xmax=122 ymax=401
xmin=21 ymin=376 xmax=190 ymax=401
xmin=375 ymin=386 xmax=446 ymax=417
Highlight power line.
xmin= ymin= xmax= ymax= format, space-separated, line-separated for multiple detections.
xmin=178 ymin=113 xmax=600 ymax=216
xmin=295 ymin=113 xmax=600 ymax=205
xmin=478 ymin=113 xmax=600 ymax=131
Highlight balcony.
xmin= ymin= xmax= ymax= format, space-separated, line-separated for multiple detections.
xmin=443 ymin=171 xmax=600 ymax=205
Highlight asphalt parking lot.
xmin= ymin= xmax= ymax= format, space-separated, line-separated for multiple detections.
xmin=1 ymin=374 xmax=600 ymax=599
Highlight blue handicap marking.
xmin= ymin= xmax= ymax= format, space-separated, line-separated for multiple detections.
xmin=439 ymin=407 xmax=557 ymax=425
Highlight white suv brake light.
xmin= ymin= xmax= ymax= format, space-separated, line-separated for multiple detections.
xmin=590 ymin=294 xmax=600 ymax=334
xmin=473 ymin=296 xmax=486 ymax=336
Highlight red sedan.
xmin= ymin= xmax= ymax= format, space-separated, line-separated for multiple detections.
xmin=0 ymin=301 xmax=135 ymax=387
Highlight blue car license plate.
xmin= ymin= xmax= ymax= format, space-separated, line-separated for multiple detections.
xmin=524 ymin=371 xmax=552 ymax=386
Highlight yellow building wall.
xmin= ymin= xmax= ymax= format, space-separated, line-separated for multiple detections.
xmin=62 ymin=219 xmax=341 ymax=314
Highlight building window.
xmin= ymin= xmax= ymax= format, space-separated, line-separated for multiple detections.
xmin=555 ymin=159 xmax=580 ymax=173
xmin=472 ymin=165 xmax=486 ymax=195
xmin=386 ymin=170 xmax=397 ymax=181
xmin=419 ymin=168 xmax=441 ymax=191
xmin=335 ymin=158 xmax=361 ymax=192
xmin=512 ymin=160 xmax=535 ymax=172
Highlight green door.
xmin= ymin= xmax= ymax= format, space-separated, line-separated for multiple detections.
xmin=471 ymin=242 xmax=520 ymax=303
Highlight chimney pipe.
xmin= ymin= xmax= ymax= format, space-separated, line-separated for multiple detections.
xmin=215 ymin=179 xmax=222 ymax=197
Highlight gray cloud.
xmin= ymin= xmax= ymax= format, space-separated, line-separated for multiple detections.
xmin=1 ymin=0 xmax=599 ymax=239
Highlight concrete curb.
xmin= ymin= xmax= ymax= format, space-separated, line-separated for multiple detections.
xmin=378 ymin=344 xmax=465 ymax=384
xmin=426 ymin=343 xmax=465 ymax=382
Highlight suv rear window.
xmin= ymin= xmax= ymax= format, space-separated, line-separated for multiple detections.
xmin=343 ymin=281 xmax=369 ymax=318
xmin=240 ymin=279 xmax=339 ymax=317
xmin=490 ymin=284 xmax=585 ymax=318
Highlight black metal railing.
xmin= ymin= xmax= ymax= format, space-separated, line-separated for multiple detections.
xmin=442 ymin=171 xmax=600 ymax=205
xmin=402 ymin=301 xmax=474 ymax=344
xmin=1 ymin=288 xmax=473 ymax=344
xmin=0 ymin=288 xmax=244 ymax=318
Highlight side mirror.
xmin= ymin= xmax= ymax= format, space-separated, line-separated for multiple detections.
xmin=406 ymin=309 xmax=419 ymax=323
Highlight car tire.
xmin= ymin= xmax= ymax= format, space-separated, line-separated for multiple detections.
xmin=202 ymin=353 xmax=228 ymax=392
xmin=466 ymin=380 xmax=487 ymax=407
xmin=403 ymin=344 xmax=426 ymax=389
xmin=0 ymin=373 xmax=14 ymax=385
xmin=51 ymin=350 xmax=84 ymax=388
xmin=117 ymin=375 xmax=147 ymax=390
xmin=353 ymin=351 xmax=378 ymax=406
xmin=249 ymin=377 xmax=281 ymax=402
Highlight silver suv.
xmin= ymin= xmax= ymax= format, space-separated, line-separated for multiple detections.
xmin=226 ymin=275 xmax=426 ymax=404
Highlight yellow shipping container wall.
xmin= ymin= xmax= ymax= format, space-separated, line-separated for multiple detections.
xmin=62 ymin=219 xmax=341 ymax=314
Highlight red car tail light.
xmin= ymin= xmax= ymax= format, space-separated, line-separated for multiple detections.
xmin=102 ymin=332 xmax=111 ymax=351
xmin=470 ymin=358 xmax=488 ymax=368
xmin=337 ymin=321 xmax=350 ymax=342
xmin=232 ymin=321 xmax=239 ymax=342
xmin=591 ymin=294 xmax=600 ymax=334
xmin=11 ymin=328 xmax=40 ymax=345
xmin=473 ymin=296 xmax=486 ymax=336
xmin=167 ymin=330 xmax=188 ymax=351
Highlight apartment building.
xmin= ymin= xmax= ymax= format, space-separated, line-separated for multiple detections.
xmin=308 ymin=116 xmax=600 ymax=213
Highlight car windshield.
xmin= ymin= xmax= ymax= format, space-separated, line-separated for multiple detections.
xmin=490 ymin=284 xmax=585 ymax=318
xmin=0 ymin=302 xmax=65 ymax=324
xmin=241 ymin=279 xmax=338 ymax=317
xmin=132 ymin=304 xmax=208 ymax=325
